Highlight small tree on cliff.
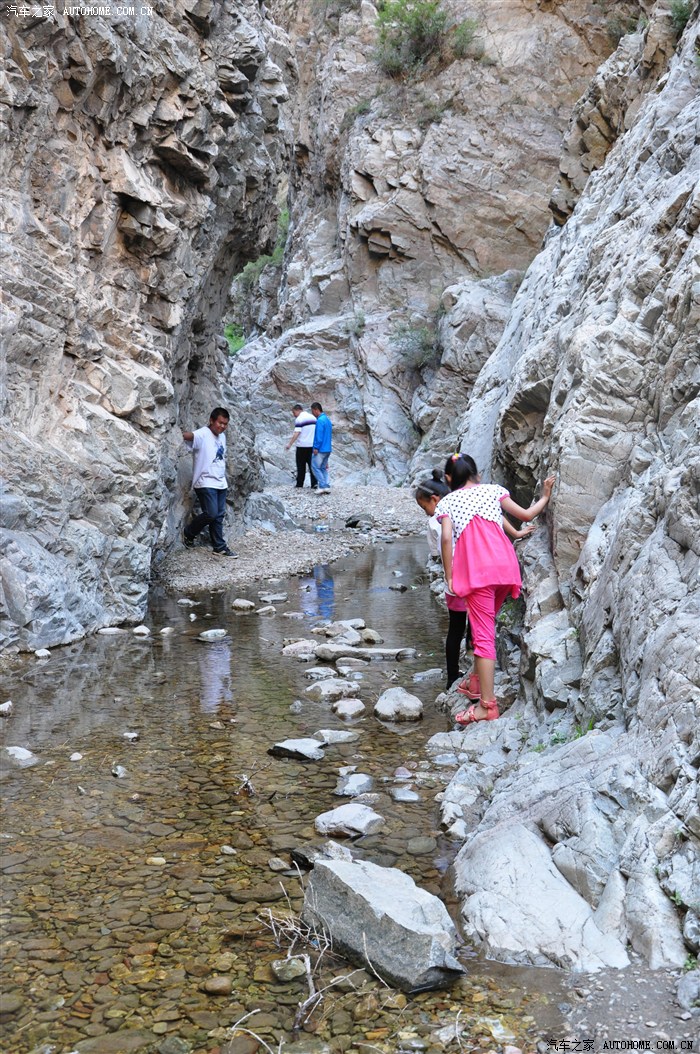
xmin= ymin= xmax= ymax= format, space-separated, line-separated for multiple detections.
xmin=375 ymin=0 xmax=448 ymax=75
xmin=375 ymin=0 xmax=484 ymax=78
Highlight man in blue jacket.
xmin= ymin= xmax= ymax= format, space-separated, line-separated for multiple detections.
xmin=310 ymin=402 xmax=333 ymax=494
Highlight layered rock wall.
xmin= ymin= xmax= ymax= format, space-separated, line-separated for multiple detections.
xmin=442 ymin=14 xmax=700 ymax=971
xmin=229 ymin=0 xmax=628 ymax=482
xmin=0 ymin=1 xmax=292 ymax=650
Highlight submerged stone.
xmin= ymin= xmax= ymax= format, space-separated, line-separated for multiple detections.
xmin=5 ymin=746 xmax=39 ymax=768
xmin=271 ymin=957 xmax=307 ymax=981
xmin=313 ymin=729 xmax=360 ymax=744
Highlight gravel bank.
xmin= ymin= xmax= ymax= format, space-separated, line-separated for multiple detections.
xmin=157 ymin=485 xmax=424 ymax=594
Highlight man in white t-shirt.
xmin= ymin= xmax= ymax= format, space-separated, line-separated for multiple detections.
xmin=182 ymin=407 xmax=237 ymax=556
xmin=285 ymin=403 xmax=318 ymax=489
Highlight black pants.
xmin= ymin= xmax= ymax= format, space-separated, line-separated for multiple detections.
xmin=445 ymin=610 xmax=473 ymax=688
xmin=295 ymin=447 xmax=317 ymax=488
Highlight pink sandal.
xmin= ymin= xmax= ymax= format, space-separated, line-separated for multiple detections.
xmin=456 ymin=673 xmax=481 ymax=699
xmin=454 ymin=700 xmax=500 ymax=726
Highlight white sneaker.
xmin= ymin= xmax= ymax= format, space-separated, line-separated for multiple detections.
xmin=320 ymin=488 xmax=331 ymax=494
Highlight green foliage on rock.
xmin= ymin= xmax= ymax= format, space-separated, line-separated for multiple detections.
xmin=392 ymin=320 xmax=442 ymax=370
xmin=223 ymin=322 xmax=245 ymax=355
xmin=376 ymin=0 xmax=447 ymax=75
xmin=375 ymin=0 xmax=484 ymax=78
xmin=451 ymin=17 xmax=481 ymax=58
xmin=670 ymin=0 xmax=691 ymax=37
xmin=237 ymin=208 xmax=290 ymax=291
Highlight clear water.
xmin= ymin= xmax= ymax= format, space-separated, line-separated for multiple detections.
xmin=0 ymin=540 xmax=568 ymax=1053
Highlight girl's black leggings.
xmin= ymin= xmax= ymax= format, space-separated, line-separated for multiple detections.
xmin=446 ymin=610 xmax=472 ymax=688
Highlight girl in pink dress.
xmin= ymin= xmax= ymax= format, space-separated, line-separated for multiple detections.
xmin=436 ymin=454 xmax=555 ymax=725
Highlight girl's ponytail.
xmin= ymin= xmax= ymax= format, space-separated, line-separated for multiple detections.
xmin=444 ymin=453 xmax=479 ymax=490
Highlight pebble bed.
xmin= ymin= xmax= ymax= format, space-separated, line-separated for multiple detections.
xmin=0 ymin=540 xmax=571 ymax=1054
xmin=158 ymin=485 xmax=424 ymax=596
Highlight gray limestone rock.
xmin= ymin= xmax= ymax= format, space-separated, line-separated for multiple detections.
xmin=4 ymin=746 xmax=40 ymax=769
xmin=290 ymin=841 xmax=354 ymax=871
xmin=374 ymin=687 xmax=423 ymax=722
xmin=305 ymin=667 xmax=338 ymax=681
xmin=313 ymin=729 xmax=361 ymax=745
xmin=314 ymin=803 xmax=384 ymax=838
xmin=333 ymin=773 xmax=373 ymax=797
xmin=302 ymin=859 xmax=465 ymax=992
xmin=305 ymin=679 xmax=358 ymax=703
xmin=676 ymin=970 xmax=700 ymax=1012
xmin=231 ymin=599 xmax=256 ymax=612
xmin=332 ymin=698 xmax=365 ymax=720
xmin=455 ymin=823 xmax=629 ymax=971
xmin=268 ymin=739 xmax=326 ymax=762
xmin=315 ymin=643 xmax=417 ymax=662
xmin=282 ymin=639 xmax=319 ymax=658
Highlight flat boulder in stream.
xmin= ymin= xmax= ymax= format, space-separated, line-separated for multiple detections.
xmin=314 ymin=803 xmax=384 ymax=837
xmin=305 ymin=679 xmax=357 ymax=702
xmin=268 ymin=738 xmax=326 ymax=762
xmin=282 ymin=639 xmax=319 ymax=659
xmin=374 ymin=687 xmax=423 ymax=722
xmin=315 ymin=642 xmax=417 ymax=662
xmin=303 ymin=858 xmax=465 ymax=992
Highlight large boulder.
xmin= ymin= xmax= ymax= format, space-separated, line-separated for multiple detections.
xmin=303 ymin=859 xmax=465 ymax=992
xmin=455 ymin=823 xmax=630 ymax=971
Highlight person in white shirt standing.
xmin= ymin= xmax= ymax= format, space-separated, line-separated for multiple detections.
xmin=181 ymin=407 xmax=237 ymax=557
xmin=285 ymin=403 xmax=318 ymax=489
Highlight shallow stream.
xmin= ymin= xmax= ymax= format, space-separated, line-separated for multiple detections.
xmin=1 ymin=540 xmax=573 ymax=1054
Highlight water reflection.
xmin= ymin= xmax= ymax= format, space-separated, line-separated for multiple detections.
xmin=197 ymin=640 xmax=234 ymax=713
xmin=0 ymin=540 xmax=569 ymax=1052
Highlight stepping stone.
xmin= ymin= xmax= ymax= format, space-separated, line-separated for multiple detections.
xmin=268 ymin=739 xmax=326 ymax=762
xmin=314 ymin=803 xmax=385 ymax=838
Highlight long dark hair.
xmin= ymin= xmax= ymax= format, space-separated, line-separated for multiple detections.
xmin=444 ymin=453 xmax=478 ymax=490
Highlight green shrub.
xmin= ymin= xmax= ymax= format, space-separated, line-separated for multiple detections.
xmin=340 ymin=97 xmax=373 ymax=132
xmin=392 ymin=321 xmax=441 ymax=369
xmin=223 ymin=322 xmax=245 ymax=355
xmin=375 ymin=0 xmax=448 ymax=76
xmin=375 ymin=2 xmax=486 ymax=76
xmin=670 ymin=0 xmax=691 ymax=37
xmin=605 ymin=13 xmax=639 ymax=45
xmin=237 ymin=208 xmax=290 ymax=291
xmin=343 ymin=309 xmax=366 ymax=338
xmin=451 ymin=17 xmax=479 ymax=58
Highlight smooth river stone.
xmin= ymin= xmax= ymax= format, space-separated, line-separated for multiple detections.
xmin=268 ymin=739 xmax=326 ymax=762
xmin=150 ymin=912 xmax=189 ymax=931
xmin=314 ymin=804 xmax=385 ymax=838
xmin=304 ymin=679 xmax=357 ymax=702
xmin=332 ymin=698 xmax=365 ymax=720
xmin=313 ymin=729 xmax=361 ymax=744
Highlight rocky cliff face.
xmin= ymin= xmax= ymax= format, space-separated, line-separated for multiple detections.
xmin=0 ymin=1 xmax=292 ymax=650
xmin=439 ymin=15 xmax=699 ymax=971
xmin=229 ymin=0 xmax=632 ymax=481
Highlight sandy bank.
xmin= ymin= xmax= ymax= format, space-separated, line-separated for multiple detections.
xmin=156 ymin=485 xmax=424 ymax=594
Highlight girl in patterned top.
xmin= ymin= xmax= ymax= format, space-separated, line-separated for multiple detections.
xmin=416 ymin=471 xmax=535 ymax=691
xmin=436 ymin=454 xmax=555 ymax=725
